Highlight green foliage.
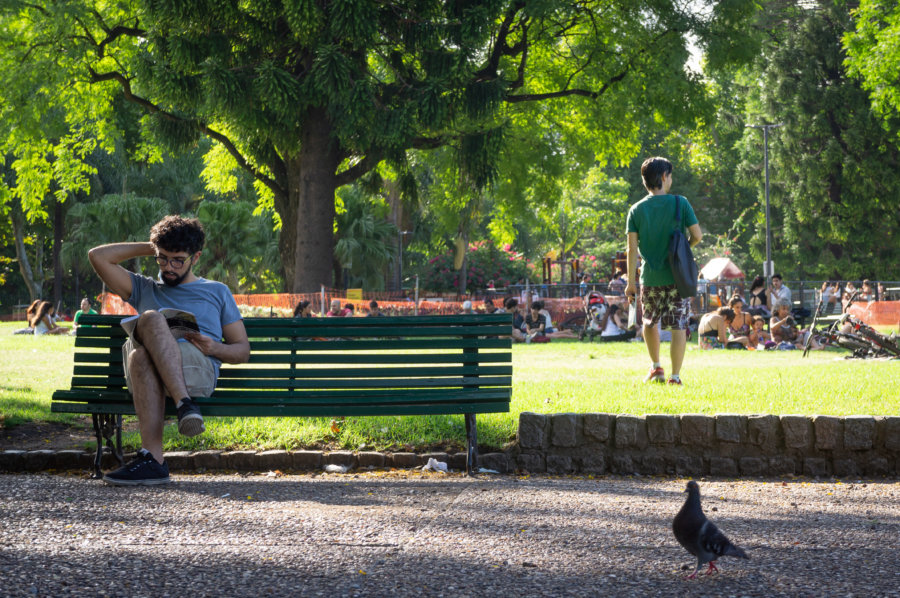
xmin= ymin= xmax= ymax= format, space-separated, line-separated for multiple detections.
xmin=845 ymin=0 xmax=900 ymax=120
xmin=739 ymin=2 xmax=900 ymax=279
xmin=334 ymin=186 xmax=398 ymax=290
xmin=420 ymin=241 xmax=534 ymax=293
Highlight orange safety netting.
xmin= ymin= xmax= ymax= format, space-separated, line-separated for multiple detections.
xmin=99 ymin=291 xmax=628 ymax=325
xmin=847 ymin=301 xmax=900 ymax=328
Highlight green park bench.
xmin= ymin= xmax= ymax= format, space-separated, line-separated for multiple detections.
xmin=51 ymin=313 xmax=513 ymax=478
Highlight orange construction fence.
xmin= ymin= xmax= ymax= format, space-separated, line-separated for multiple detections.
xmin=847 ymin=301 xmax=900 ymax=328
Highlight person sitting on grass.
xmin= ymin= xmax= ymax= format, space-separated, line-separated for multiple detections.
xmin=88 ymin=215 xmax=249 ymax=486
xmin=748 ymin=315 xmax=772 ymax=348
xmin=727 ymin=296 xmax=752 ymax=348
xmin=366 ymin=300 xmax=383 ymax=317
xmin=30 ymin=301 xmax=69 ymax=335
xmin=599 ymin=304 xmax=634 ymax=340
xmin=697 ymin=307 xmax=734 ymax=349
xmin=769 ymin=300 xmax=799 ymax=346
xmin=326 ymin=299 xmax=349 ymax=317
xmin=504 ymin=297 xmax=526 ymax=342
xmin=525 ymin=302 xmax=547 ymax=342
xmin=73 ymin=298 xmax=98 ymax=331
xmin=293 ymin=300 xmax=314 ymax=317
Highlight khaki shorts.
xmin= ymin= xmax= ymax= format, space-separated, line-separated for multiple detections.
xmin=123 ymin=337 xmax=217 ymax=398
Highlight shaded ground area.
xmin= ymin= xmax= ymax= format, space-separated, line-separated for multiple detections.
xmin=0 ymin=420 xmax=97 ymax=451
xmin=2 ymin=472 xmax=898 ymax=597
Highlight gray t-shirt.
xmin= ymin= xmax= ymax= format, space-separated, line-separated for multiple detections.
xmin=127 ymin=272 xmax=243 ymax=378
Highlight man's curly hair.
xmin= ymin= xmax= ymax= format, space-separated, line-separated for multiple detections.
xmin=150 ymin=215 xmax=205 ymax=255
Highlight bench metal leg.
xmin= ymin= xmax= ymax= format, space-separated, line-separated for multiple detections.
xmin=91 ymin=414 xmax=124 ymax=479
xmin=465 ymin=413 xmax=478 ymax=476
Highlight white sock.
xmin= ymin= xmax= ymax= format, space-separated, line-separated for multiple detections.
xmin=652 ymin=362 xmax=661 ymax=370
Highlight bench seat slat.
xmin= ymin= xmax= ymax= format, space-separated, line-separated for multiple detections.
xmin=76 ymin=337 xmax=512 ymax=351
xmin=68 ymin=375 xmax=511 ymax=390
xmin=52 ymin=401 xmax=511 ymax=418
xmin=72 ymin=364 xmax=512 ymax=378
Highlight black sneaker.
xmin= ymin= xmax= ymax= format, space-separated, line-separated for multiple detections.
xmin=103 ymin=449 xmax=171 ymax=486
xmin=177 ymin=397 xmax=205 ymax=437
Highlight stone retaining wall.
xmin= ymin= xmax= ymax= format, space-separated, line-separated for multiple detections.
xmin=3 ymin=413 xmax=899 ymax=477
xmin=512 ymin=412 xmax=900 ymax=477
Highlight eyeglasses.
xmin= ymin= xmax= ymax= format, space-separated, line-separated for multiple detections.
xmin=155 ymin=254 xmax=192 ymax=269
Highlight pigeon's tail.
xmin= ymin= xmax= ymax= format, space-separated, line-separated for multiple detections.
xmin=725 ymin=544 xmax=749 ymax=560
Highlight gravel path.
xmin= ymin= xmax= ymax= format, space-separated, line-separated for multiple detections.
xmin=2 ymin=471 xmax=899 ymax=597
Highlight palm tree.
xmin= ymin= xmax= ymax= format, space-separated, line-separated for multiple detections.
xmin=334 ymin=187 xmax=398 ymax=290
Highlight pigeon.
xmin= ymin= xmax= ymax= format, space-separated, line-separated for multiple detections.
xmin=672 ymin=480 xmax=749 ymax=579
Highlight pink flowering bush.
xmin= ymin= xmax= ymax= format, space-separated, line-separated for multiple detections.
xmin=421 ymin=241 xmax=535 ymax=292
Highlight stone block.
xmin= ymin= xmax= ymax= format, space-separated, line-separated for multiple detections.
xmin=517 ymin=453 xmax=546 ymax=473
xmin=291 ymin=450 xmax=323 ymax=470
xmin=813 ymin=416 xmax=842 ymax=451
xmin=803 ymin=458 xmax=831 ymax=478
xmin=748 ymin=415 xmax=779 ymax=449
xmin=610 ymin=454 xmax=634 ymax=474
xmin=223 ymin=450 xmax=258 ymax=471
xmin=479 ymin=452 xmax=510 ymax=473
xmin=844 ymin=416 xmax=875 ymax=451
xmin=550 ymin=413 xmax=579 ymax=448
xmin=25 ymin=450 xmax=54 ymax=471
xmin=583 ymin=413 xmax=611 ymax=443
xmin=864 ymin=457 xmax=891 ymax=477
xmin=833 ymin=459 xmax=859 ymax=478
xmin=640 ymin=454 xmax=667 ymax=475
xmin=780 ymin=415 xmax=811 ymax=449
xmin=709 ymin=457 xmax=737 ymax=477
xmin=883 ymin=417 xmax=900 ymax=451
xmin=545 ymin=455 xmax=574 ymax=474
xmin=164 ymin=451 xmax=195 ymax=471
xmin=518 ymin=412 xmax=548 ymax=449
xmin=769 ymin=456 xmax=797 ymax=476
xmin=675 ymin=456 xmax=704 ymax=476
xmin=390 ymin=452 xmax=419 ymax=469
xmin=324 ymin=451 xmax=357 ymax=468
xmin=614 ymin=415 xmax=646 ymax=449
xmin=680 ymin=415 xmax=714 ymax=447
xmin=715 ymin=414 xmax=746 ymax=444
xmin=50 ymin=450 xmax=91 ymax=471
xmin=192 ymin=450 xmax=223 ymax=470
xmin=739 ymin=457 xmax=767 ymax=476
xmin=448 ymin=452 xmax=468 ymax=471
xmin=0 ymin=450 xmax=26 ymax=472
xmin=357 ymin=452 xmax=385 ymax=469
xmin=646 ymin=415 xmax=678 ymax=445
xmin=579 ymin=453 xmax=606 ymax=474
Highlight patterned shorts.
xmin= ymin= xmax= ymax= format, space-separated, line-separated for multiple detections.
xmin=640 ymin=284 xmax=691 ymax=331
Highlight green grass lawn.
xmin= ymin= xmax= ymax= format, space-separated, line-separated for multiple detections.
xmin=1 ymin=321 xmax=897 ymax=453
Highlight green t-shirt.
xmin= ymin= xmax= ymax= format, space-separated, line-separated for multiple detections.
xmin=74 ymin=308 xmax=98 ymax=327
xmin=626 ymin=194 xmax=699 ymax=287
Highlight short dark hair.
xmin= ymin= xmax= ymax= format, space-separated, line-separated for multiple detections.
xmin=531 ymin=300 xmax=544 ymax=310
xmin=641 ymin=157 xmax=673 ymax=191
xmin=369 ymin=300 xmax=379 ymax=309
xmin=484 ymin=298 xmax=494 ymax=307
xmin=150 ymin=215 xmax=205 ymax=255
xmin=772 ymin=273 xmax=783 ymax=281
xmin=504 ymin=297 xmax=518 ymax=310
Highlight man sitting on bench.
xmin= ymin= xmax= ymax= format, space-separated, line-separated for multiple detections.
xmin=88 ymin=215 xmax=250 ymax=486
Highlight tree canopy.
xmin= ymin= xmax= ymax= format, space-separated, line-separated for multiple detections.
xmin=2 ymin=0 xmax=759 ymax=292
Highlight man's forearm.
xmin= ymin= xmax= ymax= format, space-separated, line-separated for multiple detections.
xmin=89 ymin=242 xmax=155 ymax=266
xmin=626 ymin=247 xmax=637 ymax=285
xmin=209 ymin=340 xmax=251 ymax=364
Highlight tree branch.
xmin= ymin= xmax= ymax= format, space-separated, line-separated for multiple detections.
xmin=334 ymin=151 xmax=384 ymax=188
xmin=88 ymin=67 xmax=286 ymax=197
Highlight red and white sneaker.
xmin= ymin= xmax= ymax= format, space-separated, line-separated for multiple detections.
xmin=644 ymin=366 xmax=665 ymax=383
xmin=667 ymin=377 xmax=683 ymax=386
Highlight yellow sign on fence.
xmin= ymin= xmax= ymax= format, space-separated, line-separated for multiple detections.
xmin=346 ymin=288 xmax=363 ymax=301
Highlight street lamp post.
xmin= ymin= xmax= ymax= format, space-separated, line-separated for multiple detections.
xmin=746 ymin=123 xmax=783 ymax=283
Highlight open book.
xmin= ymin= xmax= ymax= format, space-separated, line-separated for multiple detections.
xmin=121 ymin=308 xmax=200 ymax=340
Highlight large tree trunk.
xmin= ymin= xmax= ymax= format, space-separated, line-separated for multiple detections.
xmin=276 ymin=108 xmax=343 ymax=293
xmin=11 ymin=201 xmax=42 ymax=301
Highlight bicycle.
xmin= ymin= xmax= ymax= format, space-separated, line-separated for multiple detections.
xmin=803 ymin=292 xmax=900 ymax=358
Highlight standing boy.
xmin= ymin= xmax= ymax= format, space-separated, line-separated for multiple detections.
xmin=624 ymin=157 xmax=702 ymax=385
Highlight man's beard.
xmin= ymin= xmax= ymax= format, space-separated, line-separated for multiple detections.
xmin=160 ymin=270 xmax=189 ymax=287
